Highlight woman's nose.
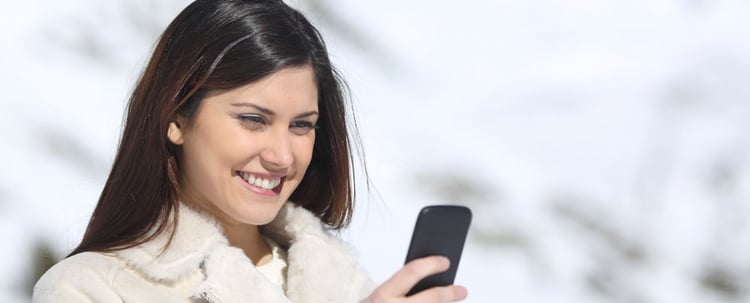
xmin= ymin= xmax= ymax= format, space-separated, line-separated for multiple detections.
xmin=260 ymin=132 xmax=294 ymax=169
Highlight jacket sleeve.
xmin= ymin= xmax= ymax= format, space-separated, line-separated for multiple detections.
xmin=356 ymin=266 xmax=378 ymax=301
xmin=33 ymin=255 xmax=124 ymax=303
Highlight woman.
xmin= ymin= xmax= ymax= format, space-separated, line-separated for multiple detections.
xmin=33 ymin=0 xmax=467 ymax=302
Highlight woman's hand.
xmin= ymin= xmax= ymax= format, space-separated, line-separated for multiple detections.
xmin=361 ymin=256 xmax=468 ymax=303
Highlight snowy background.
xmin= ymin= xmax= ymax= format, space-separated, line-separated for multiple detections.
xmin=2 ymin=0 xmax=750 ymax=302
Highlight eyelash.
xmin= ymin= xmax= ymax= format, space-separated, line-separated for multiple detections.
xmin=238 ymin=114 xmax=317 ymax=135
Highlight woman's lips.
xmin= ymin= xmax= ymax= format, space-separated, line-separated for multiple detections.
xmin=237 ymin=171 xmax=285 ymax=196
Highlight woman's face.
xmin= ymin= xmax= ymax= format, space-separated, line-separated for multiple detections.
xmin=168 ymin=66 xmax=318 ymax=227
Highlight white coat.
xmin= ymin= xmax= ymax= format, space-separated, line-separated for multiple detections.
xmin=33 ymin=202 xmax=376 ymax=302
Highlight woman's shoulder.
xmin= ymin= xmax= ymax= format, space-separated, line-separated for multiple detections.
xmin=33 ymin=252 xmax=124 ymax=302
xmin=37 ymin=251 xmax=123 ymax=281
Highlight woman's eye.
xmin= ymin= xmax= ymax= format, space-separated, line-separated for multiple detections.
xmin=238 ymin=114 xmax=267 ymax=130
xmin=290 ymin=121 xmax=316 ymax=135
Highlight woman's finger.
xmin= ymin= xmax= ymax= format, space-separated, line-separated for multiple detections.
xmin=378 ymin=256 xmax=451 ymax=297
xmin=407 ymin=285 xmax=468 ymax=303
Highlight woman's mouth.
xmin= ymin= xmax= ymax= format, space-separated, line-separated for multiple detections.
xmin=237 ymin=171 xmax=284 ymax=195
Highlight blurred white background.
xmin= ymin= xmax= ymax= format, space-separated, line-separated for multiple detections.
xmin=2 ymin=0 xmax=750 ymax=302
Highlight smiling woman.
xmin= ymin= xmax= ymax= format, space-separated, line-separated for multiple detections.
xmin=31 ymin=0 xmax=467 ymax=302
xmin=170 ymin=67 xmax=320 ymax=248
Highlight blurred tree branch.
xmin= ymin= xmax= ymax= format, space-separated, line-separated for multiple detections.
xmin=300 ymin=0 xmax=398 ymax=72
xmin=34 ymin=123 xmax=109 ymax=181
xmin=25 ymin=239 xmax=59 ymax=295
xmin=698 ymin=262 xmax=747 ymax=300
xmin=42 ymin=0 xmax=398 ymax=73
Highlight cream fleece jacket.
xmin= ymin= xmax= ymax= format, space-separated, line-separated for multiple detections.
xmin=33 ymin=202 xmax=376 ymax=302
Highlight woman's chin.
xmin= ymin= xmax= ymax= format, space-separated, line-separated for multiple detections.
xmin=234 ymin=203 xmax=286 ymax=226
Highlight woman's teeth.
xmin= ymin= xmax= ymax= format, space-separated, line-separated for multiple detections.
xmin=240 ymin=172 xmax=281 ymax=190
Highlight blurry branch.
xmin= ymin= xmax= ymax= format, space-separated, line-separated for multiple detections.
xmin=705 ymin=156 xmax=748 ymax=235
xmin=40 ymin=0 xmax=182 ymax=68
xmin=707 ymin=158 xmax=740 ymax=197
xmin=34 ymin=123 xmax=109 ymax=180
xmin=471 ymin=227 xmax=529 ymax=249
xmin=26 ymin=239 xmax=60 ymax=295
xmin=698 ymin=157 xmax=749 ymax=302
xmin=470 ymin=226 xmax=540 ymax=272
xmin=698 ymin=262 xmax=748 ymax=300
xmin=584 ymin=261 xmax=649 ymax=303
xmin=653 ymin=56 xmax=750 ymax=302
xmin=410 ymin=168 xmax=539 ymax=257
xmin=471 ymin=226 xmax=546 ymax=283
xmin=550 ymin=194 xmax=650 ymax=302
xmin=34 ymin=1 xmax=182 ymax=181
xmin=0 ymin=187 xmax=8 ymax=212
xmin=662 ymin=75 xmax=705 ymax=110
xmin=41 ymin=18 xmax=119 ymax=68
xmin=121 ymin=0 xmax=174 ymax=42
xmin=300 ymin=0 xmax=401 ymax=74
xmin=42 ymin=0 xmax=399 ymax=74
xmin=633 ymin=66 xmax=712 ymax=209
xmin=412 ymin=170 xmax=498 ymax=205
xmin=585 ymin=266 xmax=619 ymax=300
xmin=551 ymin=196 xmax=648 ymax=265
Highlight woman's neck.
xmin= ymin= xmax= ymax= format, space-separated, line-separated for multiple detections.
xmin=221 ymin=222 xmax=273 ymax=266
xmin=179 ymin=198 xmax=273 ymax=266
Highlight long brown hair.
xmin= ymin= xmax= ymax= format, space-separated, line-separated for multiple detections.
xmin=70 ymin=0 xmax=360 ymax=256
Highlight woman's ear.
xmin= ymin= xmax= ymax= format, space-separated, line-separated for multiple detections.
xmin=167 ymin=121 xmax=184 ymax=145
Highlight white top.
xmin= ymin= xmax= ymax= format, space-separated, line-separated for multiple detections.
xmin=257 ymin=237 xmax=288 ymax=292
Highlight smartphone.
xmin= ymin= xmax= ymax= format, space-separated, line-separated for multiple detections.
xmin=404 ymin=205 xmax=472 ymax=296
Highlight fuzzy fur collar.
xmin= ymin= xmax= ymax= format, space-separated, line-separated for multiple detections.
xmin=114 ymin=202 xmax=374 ymax=302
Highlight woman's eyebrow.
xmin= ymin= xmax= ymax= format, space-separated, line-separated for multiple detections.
xmin=231 ymin=102 xmax=319 ymax=118
xmin=231 ymin=102 xmax=275 ymax=115
xmin=296 ymin=111 xmax=319 ymax=119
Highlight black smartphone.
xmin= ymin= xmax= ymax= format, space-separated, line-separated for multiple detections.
xmin=404 ymin=205 xmax=472 ymax=296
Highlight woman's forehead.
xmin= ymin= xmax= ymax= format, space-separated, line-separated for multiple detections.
xmin=203 ymin=66 xmax=319 ymax=111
